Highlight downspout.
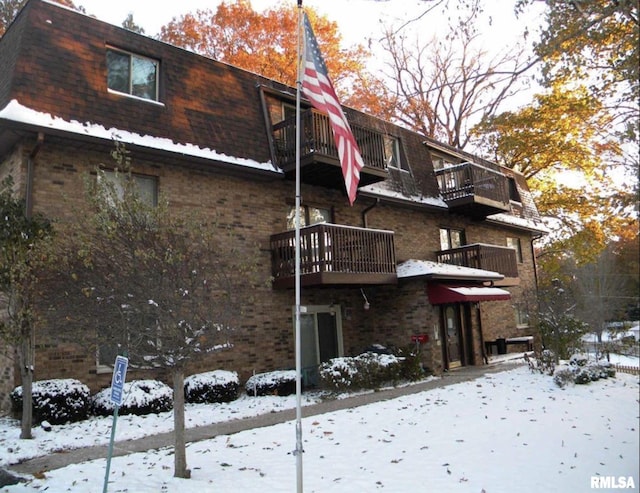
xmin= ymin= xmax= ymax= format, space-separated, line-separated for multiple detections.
xmin=362 ymin=197 xmax=380 ymax=228
xmin=25 ymin=132 xmax=44 ymax=219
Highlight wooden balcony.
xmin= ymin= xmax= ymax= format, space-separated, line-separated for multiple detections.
xmin=272 ymin=109 xmax=388 ymax=189
xmin=435 ymin=162 xmax=510 ymax=218
xmin=436 ymin=243 xmax=519 ymax=280
xmin=271 ymin=223 xmax=397 ymax=289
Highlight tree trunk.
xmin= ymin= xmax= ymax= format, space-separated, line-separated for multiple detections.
xmin=19 ymin=321 xmax=34 ymax=440
xmin=173 ymin=368 xmax=190 ymax=479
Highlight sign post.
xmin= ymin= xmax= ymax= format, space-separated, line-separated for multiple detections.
xmin=103 ymin=355 xmax=128 ymax=493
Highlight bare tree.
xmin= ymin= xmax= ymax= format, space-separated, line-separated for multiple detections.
xmin=573 ymin=244 xmax=634 ymax=342
xmin=376 ymin=0 xmax=537 ymax=148
xmin=41 ymin=144 xmax=259 ymax=478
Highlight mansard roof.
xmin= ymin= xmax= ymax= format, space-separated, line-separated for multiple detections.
xmin=0 ymin=0 xmax=546 ymax=233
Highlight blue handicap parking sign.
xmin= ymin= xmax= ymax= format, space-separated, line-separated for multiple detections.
xmin=109 ymin=355 xmax=128 ymax=406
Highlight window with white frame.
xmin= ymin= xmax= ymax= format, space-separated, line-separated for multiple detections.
xmin=506 ymin=236 xmax=523 ymax=263
xmin=286 ymin=204 xmax=331 ymax=229
xmin=440 ymin=227 xmax=466 ymax=250
xmin=514 ymin=304 xmax=530 ymax=328
xmin=107 ymin=47 xmax=159 ymax=101
xmin=384 ymin=135 xmax=407 ymax=171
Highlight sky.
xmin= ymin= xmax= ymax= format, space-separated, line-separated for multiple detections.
xmin=74 ymin=0 xmax=543 ymax=59
xmin=1 ymin=355 xmax=638 ymax=492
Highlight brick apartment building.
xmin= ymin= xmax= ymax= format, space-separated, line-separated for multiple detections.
xmin=0 ymin=0 xmax=547 ymax=411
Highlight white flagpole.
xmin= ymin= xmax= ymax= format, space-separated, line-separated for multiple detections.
xmin=294 ymin=1 xmax=304 ymax=492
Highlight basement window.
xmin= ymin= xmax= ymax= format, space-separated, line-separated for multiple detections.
xmin=106 ymin=47 xmax=159 ymax=101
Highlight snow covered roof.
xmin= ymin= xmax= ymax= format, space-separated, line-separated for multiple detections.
xmin=396 ymin=259 xmax=504 ymax=281
xmin=0 ymin=100 xmax=282 ymax=175
xmin=358 ymin=181 xmax=448 ymax=209
xmin=486 ymin=213 xmax=550 ymax=235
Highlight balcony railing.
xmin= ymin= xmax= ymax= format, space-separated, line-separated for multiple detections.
xmin=435 ymin=162 xmax=510 ymax=217
xmin=271 ymin=223 xmax=397 ymax=288
xmin=436 ymin=243 xmax=518 ymax=278
xmin=272 ymin=109 xmax=388 ymax=186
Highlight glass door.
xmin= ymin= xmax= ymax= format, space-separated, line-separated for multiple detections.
xmin=296 ymin=305 xmax=343 ymax=386
xmin=444 ymin=305 xmax=462 ymax=368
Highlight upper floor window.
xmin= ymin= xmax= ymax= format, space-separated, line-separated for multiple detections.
xmin=431 ymin=153 xmax=462 ymax=170
xmin=107 ymin=48 xmax=159 ymax=101
xmin=286 ymin=204 xmax=332 ymax=229
xmin=385 ymin=136 xmax=407 ymax=172
xmin=506 ymin=236 xmax=523 ymax=263
xmin=508 ymin=177 xmax=521 ymax=203
xmin=440 ymin=227 xmax=466 ymax=250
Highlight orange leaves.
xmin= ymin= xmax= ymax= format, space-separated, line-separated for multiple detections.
xmin=158 ymin=0 xmax=370 ymax=99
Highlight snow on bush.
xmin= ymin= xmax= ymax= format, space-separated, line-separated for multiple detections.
xmin=245 ymin=370 xmax=296 ymax=396
xmin=553 ymin=357 xmax=616 ymax=388
xmin=92 ymin=379 xmax=173 ymax=416
xmin=184 ymin=370 xmax=239 ymax=404
xmin=10 ymin=379 xmax=91 ymax=425
xmin=525 ymin=349 xmax=556 ymax=375
xmin=319 ymin=352 xmax=404 ymax=391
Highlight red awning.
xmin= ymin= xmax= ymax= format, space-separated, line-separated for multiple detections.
xmin=427 ymin=284 xmax=511 ymax=304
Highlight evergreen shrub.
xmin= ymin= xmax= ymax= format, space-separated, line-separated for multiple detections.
xmin=10 ymin=379 xmax=90 ymax=425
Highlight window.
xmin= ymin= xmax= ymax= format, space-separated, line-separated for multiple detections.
xmin=440 ymin=227 xmax=466 ymax=250
xmin=100 ymin=169 xmax=158 ymax=207
xmin=506 ymin=236 xmax=523 ymax=263
xmin=431 ymin=152 xmax=462 ymax=170
xmin=282 ymin=103 xmax=296 ymax=122
xmin=514 ymin=304 xmax=530 ymax=328
xmin=107 ymin=48 xmax=159 ymax=101
xmin=97 ymin=316 xmax=161 ymax=370
xmin=508 ymin=177 xmax=521 ymax=202
xmin=384 ymin=136 xmax=405 ymax=171
xmin=286 ymin=205 xmax=331 ymax=229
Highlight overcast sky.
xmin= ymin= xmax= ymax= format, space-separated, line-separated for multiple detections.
xmin=74 ymin=0 xmax=542 ymax=53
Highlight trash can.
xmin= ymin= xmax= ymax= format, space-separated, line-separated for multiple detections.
xmin=496 ymin=338 xmax=507 ymax=355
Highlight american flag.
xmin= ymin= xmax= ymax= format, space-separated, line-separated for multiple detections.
xmin=301 ymin=13 xmax=364 ymax=205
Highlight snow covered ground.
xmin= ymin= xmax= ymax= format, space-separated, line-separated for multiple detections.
xmin=1 ymin=355 xmax=638 ymax=493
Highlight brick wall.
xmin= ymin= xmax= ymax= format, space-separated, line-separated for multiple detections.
xmin=0 ymin=135 xmax=540 ymax=400
xmin=0 ymin=345 xmax=14 ymax=416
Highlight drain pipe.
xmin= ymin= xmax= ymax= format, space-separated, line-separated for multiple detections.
xmin=362 ymin=198 xmax=380 ymax=228
xmin=25 ymin=132 xmax=44 ymax=219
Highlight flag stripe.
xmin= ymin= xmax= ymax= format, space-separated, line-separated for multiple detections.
xmin=301 ymin=13 xmax=363 ymax=205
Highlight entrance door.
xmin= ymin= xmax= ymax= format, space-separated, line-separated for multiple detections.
xmin=444 ymin=305 xmax=462 ymax=369
xmin=298 ymin=305 xmax=343 ymax=386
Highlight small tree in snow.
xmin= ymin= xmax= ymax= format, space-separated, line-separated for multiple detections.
xmin=537 ymin=277 xmax=589 ymax=361
xmin=45 ymin=144 xmax=258 ymax=478
xmin=0 ymin=176 xmax=52 ymax=439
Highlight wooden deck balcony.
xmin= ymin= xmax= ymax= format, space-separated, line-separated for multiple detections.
xmin=272 ymin=109 xmax=388 ymax=189
xmin=436 ymin=243 xmax=519 ymax=279
xmin=435 ymin=162 xmax=510 ymax=218
xmin=270 ymin=223 xmax=397 ymax=289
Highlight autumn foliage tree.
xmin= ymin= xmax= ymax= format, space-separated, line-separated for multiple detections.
xmin=159 ymin=0 xmax=371 ymax=99
xmin=517 ymin=0 xmax=639 ymax=142
xmin=473 ymin=81 xmax=632 ymax=253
